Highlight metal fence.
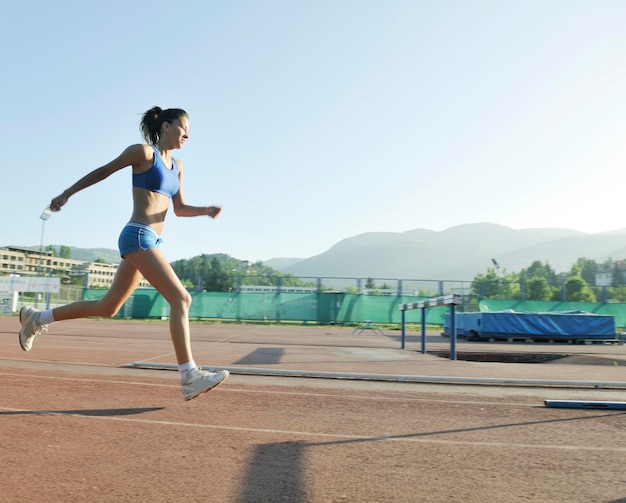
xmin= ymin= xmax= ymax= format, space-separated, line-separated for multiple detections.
xmin=11 ymin=276 xmax=626 ymax=328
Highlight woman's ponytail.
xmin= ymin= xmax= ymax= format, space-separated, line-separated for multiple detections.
xmin=140 ymin=106 xmax=163 ymax=144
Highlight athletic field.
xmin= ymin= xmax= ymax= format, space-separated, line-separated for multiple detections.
xmin=2 ymin=317 xmax=626 ymax=502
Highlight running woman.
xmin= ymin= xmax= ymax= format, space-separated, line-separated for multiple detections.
xmin=18 ymin=107 xmax=229 ymax=400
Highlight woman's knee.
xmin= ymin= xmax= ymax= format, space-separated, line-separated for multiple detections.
xmin=169 ymin=290 xmax=192 ymax=312
xmin=95 ymin=299 xmax=123 ymax=318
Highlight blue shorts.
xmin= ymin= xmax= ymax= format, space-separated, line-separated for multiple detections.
xmin=118 ymin=222 xmax=162 ymax=257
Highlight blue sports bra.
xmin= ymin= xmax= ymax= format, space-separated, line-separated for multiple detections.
xmin=132 ymin=145 xmax=180 ymax=197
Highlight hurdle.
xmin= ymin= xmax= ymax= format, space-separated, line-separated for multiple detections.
xmin=399 ymin=293 xmax=462 ymax=360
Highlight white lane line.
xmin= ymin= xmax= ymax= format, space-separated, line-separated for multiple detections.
xmin=1 ymin=358 xmax=168 ymax=369
xmin=4 ymin=371 xmax=626 ymax=411
xmin=0 ymin=405 xmax=624 ymax=452
xmin=215 ymin=328 xmax=260 ymax=342
xmin=137 ymin=352 xmax=176 ymax=362
xmin=0 ymin=371 xmax=539 ymax=406
xmin=0 ymin=371 xmax=178 ymax=389
xmin=224 ymin=387 xmax=542 ymax=407
xmin=0 ymin=371 xmax=619 ymax=408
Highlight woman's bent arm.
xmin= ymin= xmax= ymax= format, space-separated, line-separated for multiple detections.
xmin=171 ymin=158 xmax=222 ymax=218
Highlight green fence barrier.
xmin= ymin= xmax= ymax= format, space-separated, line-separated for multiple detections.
xmin=188 ymin=292 xmax=320 ymax=322
xmin=83 ymin=288 xmax=166 ymax=318
xmin=82 ymin=288 xmax=626 ymax=327
xmin=83 ymin=289 xmax=323 ymax=322
xmin=82 ymin=289 xmax=447 ymax=324
xmin=335 ymin=295 xmax=448 ymax=325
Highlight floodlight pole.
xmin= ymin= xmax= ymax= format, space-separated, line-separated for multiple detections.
xmin=39 ymin=207 xmax=52 ymax=273
xmin=37 ymin=208 xmax=52 ymax=308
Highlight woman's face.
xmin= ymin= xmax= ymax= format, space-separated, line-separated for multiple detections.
xmin=163 ymin=116 xmax=189 ymax=149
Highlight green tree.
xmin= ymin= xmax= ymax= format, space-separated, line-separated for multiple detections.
xmin=180 ymin=278 xmax=194 ymax=289
xmin=519 ymin=260 xmax=557 ymax=284
xmin=526 ymin=277 xmax=553 ymax=301
xmin=613 ymin=261 xmax=625 ymax=287
xmin=575 ymin=257 xmax=599 ymax=285
xmin=517 ymin=260 xmax=560 ymax=301
xmin=565 ymin=277 xmax=596 ymax=302
xmin=500 ymin=270 xmax=520 ymax=299
xmin=565 ymin=264 xmax=596 ymax=302
xmin=471 ymin=267 xmax=500 ymax=298
xmin=59 ymin=245 xmax=72 ymax=259
xmin=204 ymin=257 xmax=235 ymax=292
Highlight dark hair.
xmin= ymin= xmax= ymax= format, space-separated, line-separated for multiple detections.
xmin=140 ymin=106 xmax=188 ymax=144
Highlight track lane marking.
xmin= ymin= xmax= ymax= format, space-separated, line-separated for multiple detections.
xmin=2 ymin=371 xmax=625 ymax=407
xmin=0 ymin=405 xmax=625 ymax=452
xmin=0 ymin=371 xmax=543 ymax=406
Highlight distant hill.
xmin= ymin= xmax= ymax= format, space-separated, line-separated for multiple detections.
xmin=263 ymin=257 xmax=305 ymax=270
xmin=69 ymin=247 xmax=121 ymax=264
xmin=19 ymin=223 xmax=626 ymax=282
xmin=273 ymin=223 xmax=626 ymax=282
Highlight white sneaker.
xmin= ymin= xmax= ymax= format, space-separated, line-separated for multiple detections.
xmin=19 ymin=306 xmax=48 ymax=352
xmin=181 ymin=368 xmax=229 ymax=401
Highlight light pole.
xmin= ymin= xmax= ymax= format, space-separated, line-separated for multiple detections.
xmin=37 ymin=207 xmax=52 ymax=308
xmin=491 ymin=258 xmax=501 ymax=297
xmin=39 ymin=207 xmax=52 ymax=274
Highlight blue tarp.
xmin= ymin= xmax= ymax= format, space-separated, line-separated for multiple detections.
xmin=444 ymin=310 xmax=616 ymax=341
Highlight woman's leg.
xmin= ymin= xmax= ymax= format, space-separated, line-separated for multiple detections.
xmin=122 ymin=247 xmax=193 ymax=365
xmin=19 ymin=259 xmax=143 ymax=352
xmin=20 ymin=244 xmax=227 ymax=399
xmin=52 ymin=259 xmax=144 ymax=321
xmin=123 ymin=247 xmax=228 ymax=400
xmin=123 ymin=247 xmax=229 ymax=400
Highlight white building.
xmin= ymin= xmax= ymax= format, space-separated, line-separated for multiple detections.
xmin=0 ymin=246 xmax=150 ymax=288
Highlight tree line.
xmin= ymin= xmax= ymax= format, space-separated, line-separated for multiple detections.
xmin=471 ymin=257 xmax=626 ymax=302
xmin=169 ymin=254 xmax=315 ymax=292
xmin=45 ymin=245 xmax=626 ymax=301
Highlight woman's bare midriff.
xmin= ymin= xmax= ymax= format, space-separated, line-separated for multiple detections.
xmin=129 ymin=187 xmax=170 ymax=235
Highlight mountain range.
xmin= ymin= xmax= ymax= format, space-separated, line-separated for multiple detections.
xmin=28 ymin=223 xmax=626 ymax=283
xmin=265 ymin=223 xmax=626 ymax=281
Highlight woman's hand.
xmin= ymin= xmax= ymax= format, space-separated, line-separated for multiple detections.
xmin=207 ymin=206 xmax=222 ymax=219
xmin=50 ymin=193 xmax=69 ymax=212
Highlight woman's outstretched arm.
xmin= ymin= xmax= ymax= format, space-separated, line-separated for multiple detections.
xmin=50 ymin=144 xmax=149 ymax=211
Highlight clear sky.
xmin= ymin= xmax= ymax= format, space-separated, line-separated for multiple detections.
xmin=3 ymin=1 xmax=626 ymax=263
